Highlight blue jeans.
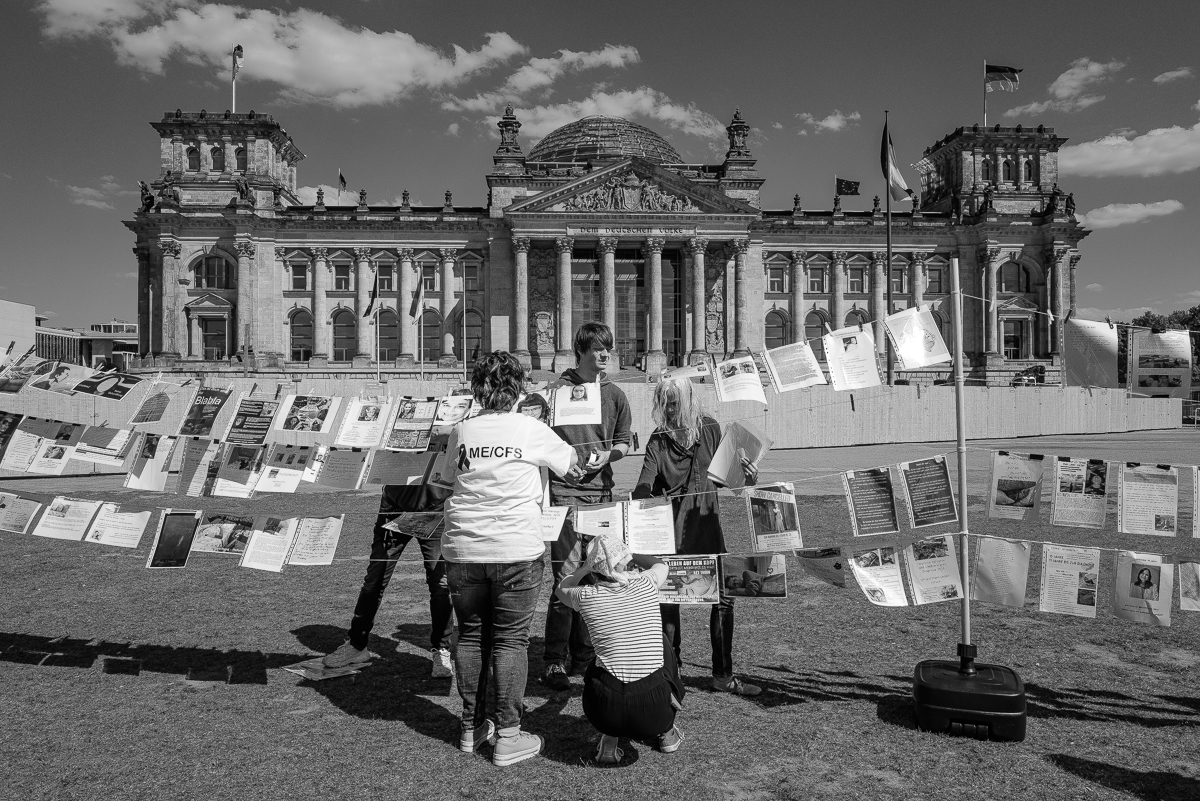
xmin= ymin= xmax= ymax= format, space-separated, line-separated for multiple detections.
xmin=542 ymin=488 xmax=608 ymax=666
xmin=447 ymin=560 xmax=545 ymax=731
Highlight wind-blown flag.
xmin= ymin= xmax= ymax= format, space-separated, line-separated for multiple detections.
xmin=880 ymin=122 xmax=915 ymax=203
xmin=835 ymin=178 xmax=860 ymax=196
xmin=985 ymin=63 xmax=1022 ymax=92
xmin=232 ymin=45 xmax=244 ymax=79
xmin=408 ymin=277 xmax=425 ymax=318
xmin=363 ymin=281 xmax=378 ymax=318
xmin=338 ymin=171 xmax=347 ymax=192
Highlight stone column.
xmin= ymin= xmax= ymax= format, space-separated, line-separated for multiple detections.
xmin=732 ymin=239 xmax=750 ymax=356
xmin=439 ymin=248 xmax=459 ymax=364
xmin=311 ymin=247 xmax=330 ymax=364
xmin=188 ymin=316 xmax=200 ymax=358
xmin=870 ymin=251 xmax=887 ymax=353
xmin=553 ymin=236 xmax=574 ymax=371
xmin=645 ymin=237 xmax=667 ymax=373
xmin=830 ymin=251 xmax=848 ymax=330
xmin=1048 ymin=247 xmax=1068 ymax=354
xmin=512 ymin=238 xmax=531 ymax=365
xmin=688 ymin=237 xmax=709 ymax=364
xmin=158 ymin=240 xmax=181 ymax=359
xmin=789 ymin=250 xmax=806 ymax=345
xmin=397 ymin=247 xmax=416 ymax=366
xmin=598 ymin=237 xmax=618 ymax=336
xmin=222 ymin=137 xmax=234 ymax=174
xmin=234 ymin=241 xmax=255 ymax=357
xmin=911 ymin=251 xmax=928 ymax=307
xmin=134 ymin=246 xmax=150 ymax=357
xmin=353 ymin=247 xmax=374 ymax=365
xmin=1069 ymin=254 xmax=1080 ymax=314
xmin=981 ymin=247 xmax=1001 ymax=355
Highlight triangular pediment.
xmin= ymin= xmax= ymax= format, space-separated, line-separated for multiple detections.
xmin=505 ymin=158 xmax=757 ymax=216
xmin=184 ymin=293 xmax=234 ymax=309
xmin=998 ymin=295 xmax=1039 ymax=311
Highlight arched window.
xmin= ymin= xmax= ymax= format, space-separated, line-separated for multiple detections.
xmin=932 ymin=311 xmax=951 ymax=348
xmin=765 ymin=310 xmax=788 ymax=350
xmin=186 ymin=147 xmax=200 ymax=171
xmin=1002 ymin=159 xmax=1015 ymax=182
xmin=289 ymin=310 xmax=313 ymax=362
xmin=1022 ymin=159 xmax=1034 ymax=182
xmin=804 ymin=312 xmax=827 ymax=361
xmin=235 ymin=148 xmax=247 ymax=172
xmin=420 ymin=309 xmax=441 ymax=362
xmin=377 ymin=310 xmax=398 ymax=362
xmin=211 ymin=147 xmax=225 ymax=172
xmin=1000 ymin=262 xmax=1029 ymax=293
xmin=455 ymin=309 xmax=484 ymax=362
xmin=981 ymin=159 xmax=993 ymax=182
xmin=332 ymin=309 xmax=356 ymax=361
xmin=845 ymin=309 xmax=870 ymax=329
xmin=193 ymin=255 xmax=232 ymax=289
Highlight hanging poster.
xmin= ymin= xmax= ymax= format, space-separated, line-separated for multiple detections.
xmin=428 ymin=395 xmax=475 ymax=449
xmin=0 ymin=355 xmax=56 ymax=394
xmin=31 ymin=496 xmax=103 ymax=541
xmin=744 ymin=483 xmax=802 ymax=551
xmin=1117 ymin=463 xmax=1178 ymax=536
xmin=240 ymin=517 xmax=300 ymax=572
xmin=795 ymin=547 xmax=846 ymax=588
xmin=1130 ymin=329 xmax=1192 ymax=400
xmin=989 ymin=451 xmax=1046 ymax=521
xmin=661 ymin=360 xmax=712 ymax=382
xmin=902 ymin=535 xmax=963 ymax=605
xmin=1194 ymin=467 xmax=1200 ymax=540
xmin=176 ymin=438 xmax=222 ymax=497
xmin=178 ymin=387 xmax=232 ymax=437
xmin=275 ymin=395 xmax=342 ymax=434
xmin=254 ymin=444 xmax=314 ymax=494
xmin=1179 ymin=560 xmax=1200 ymax=611
xmin=0 ymin=492 xmax=41 ymax=535
xmin=0 ymin=412 xmax=22 ymax=458
xmin=27 ymin=362 xmax=95 ymax=395
xmin=762 ymin=341 xmax=827 ymax=393
xmin=1063 ymin=318 xmax=1119 ymax=388
xmin=1112 ymin=550 xmax=1172 ymax=627
xmin=720 ymin=554 xmax=787 ymax=599
xmin=312 ymin=447 xmax=370 ymax=490
xmin=822 ymin=325 xmax=882 ymax=391
xmin=0 ymin=430 xmax=41 ymax=472
xmin=899 ymin=456 xmax=958 ymax=528
xmin=842 ymin=467 xmax=900 ymax=536
xmin=19 ymin=418 xmax=84 ymax=445
xmin=212 ymin=444 xmax=266 ymax=498
xmin=382 ymin=397 xmax=438 ymax=451
xmin=1050 ymin=458 xmax=1108 ymax=529
xmin=84 ymin=503 xmax=152 ymax=549
xmin=335 ymin=397 xmax=394 ymax=448
xmin=129 ymin=382 xmax=190 ymax=426
xmin=883 ymin=306 xmax=951 ymax=370
xmin=192 ymin=514 xmax=254 ymax=554
xmin=123 ymin=433 xmax=176 ymax=492
xmin=569 ymin=498 xmax=676 ymax=554
xmin=848 ymin=546 xmax=908 ymax=606
xmin=288 ymin=516 xmax=344 ymax=566
xmin=658 ymin=555 xmax=720 ymax=604
xmin=713 ymin=355 xmax=767 ymax=405
xmin=540 ymin=506 xmax=570 ymax=542
xmin=26 ymin=439 xmax=76 ymax=476
xmin=224 ymin=397 xmax=280 ymax=445
xmin=971 ymin=537 xmax=1032 ymax=608
xmin=69 ymin=372 xmax=145 ymax=400
xmin=1038 ymin=544 xmax=1101 ymax=618
xmin=146 ymin=509 xmax=202 ymax=569
xmin=72 ymin=427 xmax=135 ymax=467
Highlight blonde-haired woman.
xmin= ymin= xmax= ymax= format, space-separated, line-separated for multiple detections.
xmin=631 ymin=378 xmax=761 ymax=697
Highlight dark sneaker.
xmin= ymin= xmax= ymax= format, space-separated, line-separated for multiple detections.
xmin=541 ymin=663 xmax=570 ymax=691
xmin=711 ymin=675 xmax=762 ymax=696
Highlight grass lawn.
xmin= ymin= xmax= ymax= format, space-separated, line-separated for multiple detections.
xmin=2 ymin=449 xmax=1199 ymax=801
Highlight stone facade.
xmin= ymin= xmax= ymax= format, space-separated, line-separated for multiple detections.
xmin=125 ymin=108 xmax=1089 ymax=382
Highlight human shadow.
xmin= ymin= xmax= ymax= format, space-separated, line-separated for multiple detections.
xmin=1026 ymin=682 xmax=1199 ymax=728
xmin=1046 ymin=754 xmax=1200 ymax=799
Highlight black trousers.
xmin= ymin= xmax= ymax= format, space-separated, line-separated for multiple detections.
xmin=660 ymin=596 xmax=735 ymax=678
xmin=582 ymin=634 xmax=685 ymax=741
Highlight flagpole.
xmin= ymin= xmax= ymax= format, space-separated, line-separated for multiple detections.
xmin=461 ymin=294 xmax=467 ymax=386
xmin=885 ymin=112 xmax=895 ymax=386
xmin=983 ymin=60 xmax=987 ymax=127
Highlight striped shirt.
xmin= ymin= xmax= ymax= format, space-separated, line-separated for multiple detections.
xmin=557 ymin=564 xmax=667 ymax=683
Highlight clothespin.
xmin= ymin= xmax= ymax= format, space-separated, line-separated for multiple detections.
xmin=824 ymin=322 xmax=833 ymax=335
xmin=1104 ymin=316 xmax=1113 ymax=330
xmin=248 ymin=382 xmax=258 ymax=397
xmin=857 ymin=322 xmax=864 ymax=332
xmin=849 ymin=393 xmax=856 ymax=412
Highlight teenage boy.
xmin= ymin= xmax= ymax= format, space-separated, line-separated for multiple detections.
xmin=541 ymin=322 xmax=632 ymax=691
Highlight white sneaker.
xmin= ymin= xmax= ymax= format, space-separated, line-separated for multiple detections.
xmin=323 ymin=642 xmax=370 ymax=669
xmin=431 ymin=648 xmax=453 ymax=678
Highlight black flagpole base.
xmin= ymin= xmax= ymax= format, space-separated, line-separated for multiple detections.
xmin=912 ymin=648 xmax=1027 ymax=742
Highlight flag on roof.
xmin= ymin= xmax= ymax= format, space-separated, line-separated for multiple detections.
xmin=880 ymin=121 xmax=915 ymax=203
xmin=985 ymin=63 xmax=1021 ymax=92
xmin=232 ymin=45 xmax=244 ymax=80
xmin=835 ymin=178 xmax=860 ymax=196
xmin=338 ymin=171 xmax=347 ymax=192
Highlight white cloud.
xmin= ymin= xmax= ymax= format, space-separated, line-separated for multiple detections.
xmin=122 ymin=271 xmax=138 ymax=279
xmin=1076 ymin=306 xmax=1156 ymax=323
xmin=446 ymin=122 xmax=460 ymax=136
xmin=1078 ymin=200 xmax=1184 ymax=228
xmin=1153 ymin=67 xmax=1193 ymax=84
xmin=511 ymin=87 xmax=725 ymax=142
xmin=796 ymin=110 xmax=861 ymax=132
xmin=1085 ymin=283 xmax=1105 ymax=292
xmin=771 ymin=122 xmax=783 ymax=130
xmin=294 ymin=183 xmax=344 ymax=205
xmin=67 ymin=185 xmax=117 ymax=210
xmin=38 ymin=0 xmax=526 ymax=108
xmin=1004 ymin=57 xmax=1124 ymax=117
xmin=1176 ymin=289 xmax=1200 ymax=300
xmin=1060 ymin=121 xmax=1200 ymax=177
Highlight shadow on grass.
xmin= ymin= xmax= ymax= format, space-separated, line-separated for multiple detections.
xmin=1046 ymin=754 xmax=1200 ymax=799
xmin=1026 ymin=682 xmax=1200 ymax=728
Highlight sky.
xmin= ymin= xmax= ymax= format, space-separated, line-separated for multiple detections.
xmin=3 ymin=0 xmax=1199 ymax=329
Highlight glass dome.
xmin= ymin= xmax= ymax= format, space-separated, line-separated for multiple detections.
xmin=527 ymin=116 xmax=682 ymax=164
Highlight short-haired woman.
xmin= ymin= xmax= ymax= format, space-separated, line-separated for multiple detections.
xmin=440 ymin=352 xmax=581 ymax=766
xmin=1132 ymin=567 xmax=1159 ymax=601
xmin=557 ymin=536 xmax=685 ymax=764
xmin=632 ymin=378 xmax=762 ymax=696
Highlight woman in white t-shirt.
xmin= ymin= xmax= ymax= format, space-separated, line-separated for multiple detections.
xmin=557 ymin=536 xmax=685 ymax=765
xmin=440 ymin=351 xmax=580 ymax=767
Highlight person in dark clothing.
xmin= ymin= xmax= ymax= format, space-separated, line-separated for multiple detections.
xmin=323 ymin=482 xmax=455 ymax=677
xmin=542 ymin=322 xmax=633 ymax=692
xmin=632 ymin=377 xmax=762 ymax=696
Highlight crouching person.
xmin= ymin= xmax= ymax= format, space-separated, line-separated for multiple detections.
xmin=556 ymin=537 xmax=685 ymax=764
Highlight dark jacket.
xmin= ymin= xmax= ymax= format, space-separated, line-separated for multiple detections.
xmin=631 ymin=416 xmax=725 ymax=554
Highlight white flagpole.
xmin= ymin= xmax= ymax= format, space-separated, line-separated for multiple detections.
xmin=983 ymin=60 xmax=987 ymax=127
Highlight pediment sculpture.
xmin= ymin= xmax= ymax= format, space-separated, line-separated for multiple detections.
xmin=562 ymin=173 xmax=697 ymax=213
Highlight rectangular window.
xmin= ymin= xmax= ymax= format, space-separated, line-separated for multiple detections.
xmin=1003 ymin=319 xmax=1025 ymax=360
xmin=767 ymin=267 xmax=785 ymax=294
xmin=334 ymin=265 xmax=351 ymax=291
xmin=291 ymin=264 xmax=307 ymax=291
xmin=891 ymin=268 xmax=907 ymax=295
xmin=422 ymin=265 xmax=437 ymax=292
xmin=464 ymin=264 xmax=479 ymax=292
xmin=807 ymin=267 xmax=826 ymax=293
xmin=848 ymin=267 xmax=865 ymax=294
xmin=926 ymin=268 xmax=943 ymax=294
xmin=376 ymin=266 xmax=393 ymax=292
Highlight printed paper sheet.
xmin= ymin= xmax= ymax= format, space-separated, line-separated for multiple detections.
xmin=1064 ymin=318 xmax=1119 ymax=388
xmin=899 ymin=456 xmax=958 ymax=528
xmin=822 ymin=326 xmax=882 ymax=391
xmin=382 ymin=397 xmax=438 ymax=451
xmin=745 ymin=483 xmax=802 ymax=551
xmin=146 ymin=509 xmax=201 ymax=568
xmin=658 ymin=555 xmax=720 ymax=604
xmin=275 ymin=395 xmax=342 ymax=434
xmin=178 ymin=387 xmax=232 ymax=437
xmin=84 ymin=503 xmax=151 ymax=548
xmin=1130 ymin=329 xmax=1192 ymax=400
xmin=849 ymin=546 xmax=908 ymax=606
xmin=1039 ymin=544 xmax=1101 ymax=618
xmin=884 ymin=306 xmax=951 ymax=370
xmin=1179 ymin=560 xmax=1200 ymax=611
xmin=719 ymin=554 xmax=787 ymax=599
xmin=843 ymin=467 xmax=900 ymax=536
xmin=713 ymin=355 xmax=767 ymax=405
xmin=288 ymin=516 xmax=344 ymax=565
xmin=334 ymin=398 xmax=393 ymax=447
xmin=762 ymin=342 xmax=827 ymax=393
xmin=971 ymin=537 xmax=1032 ymax=608
xmin=1050 ymin=458 xmax=1108 ymax=529
xmin=1112 ymin=550 xmax=1172 ymax=626
xmin=240 ymin=517 xmax=300 ymax=572
xmin=1117 ymin=463 xmax=1178 ymax=536
xmin=796 ymin=547 xmax=846 ymax=587
xmin=0 ymin=492 xmax=41 ymax=535
xmin=989 ymin=452 xmax=1045 ymax=521
xmin=123 ymin=433 xmax=176 ymax=492
xmin=903 ymin=535 xmax=963 ymax=605
xmin=32 ymin=496 xmax=103 ymax=541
